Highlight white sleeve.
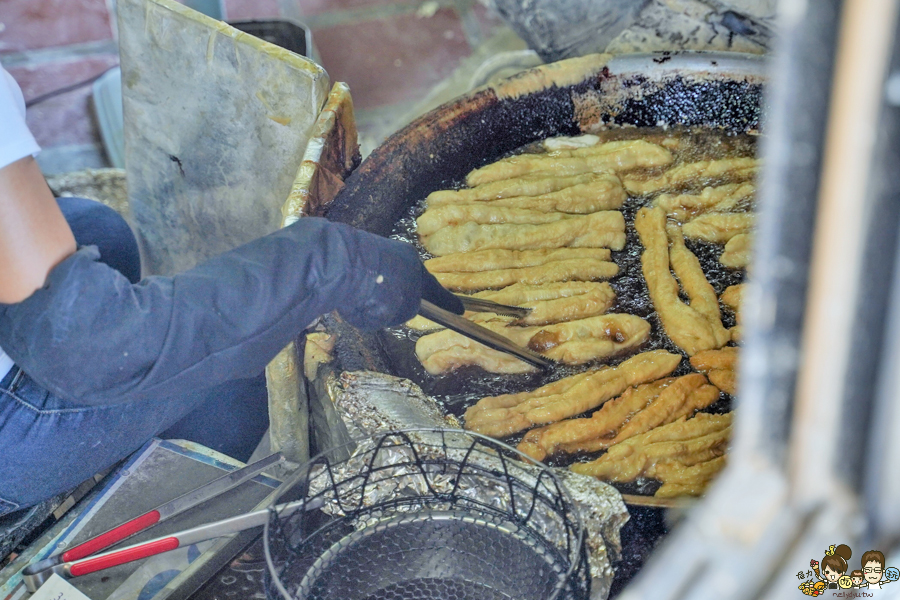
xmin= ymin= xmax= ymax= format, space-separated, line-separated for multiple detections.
xmin=0 ymin=64 xmax=41 ymax=170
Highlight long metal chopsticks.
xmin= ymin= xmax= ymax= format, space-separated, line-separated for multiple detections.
xmin=418 ymin=300 xmax=555 ymax=370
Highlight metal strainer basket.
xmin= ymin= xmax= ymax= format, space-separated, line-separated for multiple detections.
xmin=263 ymin=428 xmax=590 ymax=600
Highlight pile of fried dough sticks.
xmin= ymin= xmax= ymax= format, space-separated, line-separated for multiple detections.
xmin=406 ymin=133 xmax=755 ymax=498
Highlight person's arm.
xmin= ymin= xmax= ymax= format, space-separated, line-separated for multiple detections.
xmin=0 ymin=156 xmax=76 ymax=303
xmin=0 ymin=216 xmax=461 ymax=406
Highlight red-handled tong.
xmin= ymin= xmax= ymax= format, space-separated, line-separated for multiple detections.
xmin=22 ymin=496 xmax=323 ymax=592
xmin=21 ymin=452 xmax=285 ymax=591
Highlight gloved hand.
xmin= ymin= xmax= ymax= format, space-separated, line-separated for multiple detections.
xmin=339 ymin=229 xmax=463 ymax=330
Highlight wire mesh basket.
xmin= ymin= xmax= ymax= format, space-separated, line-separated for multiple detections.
xmin=263 ymin=428 xmax=590 ymax=600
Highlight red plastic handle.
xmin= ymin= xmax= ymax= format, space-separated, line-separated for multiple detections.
xmin=69 ymin=537 xmax=179 ymax=577
xmin=63 ymin=510 xmax=161 ymax=562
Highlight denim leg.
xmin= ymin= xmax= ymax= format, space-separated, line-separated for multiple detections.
xmin=56 ymin=196 xmax=141 ymax=284
xmin=0 ymin=367 xmax=267 ymax=512
xmin=160 ymin=371 xmax=269 ymax=462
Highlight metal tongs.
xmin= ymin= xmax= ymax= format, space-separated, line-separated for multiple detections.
xmin=419 ymin=297 xmax=555 ymax=370
xmin=21 ymin=452 xmax=300 ymax=592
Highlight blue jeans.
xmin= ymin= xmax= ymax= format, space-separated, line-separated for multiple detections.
xmin=0 ymin=198 xmax=268 ymax=515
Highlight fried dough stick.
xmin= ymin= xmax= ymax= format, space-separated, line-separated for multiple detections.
xmin=416 ymin=314 xmax=650 ymax=375
xmin=527 ymin=314 xmax=651 ymax=365
xmin=517 ymin=378 xmax=674 ymax=461
xmin=417 ymin=205 xmax=571 ymax=236
xmin=653 ymin=183 xmax=755 ymax=222
xmin=597 ymin=375 xmax=719 ymax=447
xmin=720 ymin=284 xmax=745 ymax=343
xmin=651 ymin=456 xmax=727 ymax=498
xmin=690 ymin=347 xmax=738 ymax=372
xmin=464 ymin=350 xmax=681 ymax=438
xmin=720 ymin=284 xmax=745 ymax=312
xmin=427 ymin=173 xmax=600 ymax=204
xmin=427 ymin=173 xmax=627 ymax=213
xmin=682 ymin=213 xmax=755 ymax=243
xmin=720 ymin=233 xmax=753 ymax=269
xmin=691 ymin=348 xmax=739 ymax=396
xmin=519 ymin=373 xmax=719 ymax=461
xmin=542 ymin=134 xmax=601 ymax=151
xmin=667 ymin=225 xmax=731 ymax=348
xmin=570 ymin=412 xmax=732 ymax=481
xmin=466 ymin=140 xmax=674 ymax=186
xmin=432 ymin=259 xmax=619 ymax=292
xmin=425 ymin=248 xmax=612 ymax=273
xmin=635 ymin=206 xmax=724 ymax=355
xmin=623 ymin=157 xmax=758 ymax=195
xmin=405 ymin=282 xmax=617 ymax=331
xmin=421 ymin=211 xmax=626 ymax=256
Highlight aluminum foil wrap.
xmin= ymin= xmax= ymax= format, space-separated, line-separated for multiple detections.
xmin=311 ymin=370 xmax=629 ymax=600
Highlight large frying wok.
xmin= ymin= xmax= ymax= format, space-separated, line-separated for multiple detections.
xmin=318 ymin=51 xmax=764 ymax=378
xmin=297 ymin=51 xmax=765 ymax=597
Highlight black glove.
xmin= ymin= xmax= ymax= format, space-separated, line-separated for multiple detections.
xmin=338 ymin=230 xmax=464 ymax=330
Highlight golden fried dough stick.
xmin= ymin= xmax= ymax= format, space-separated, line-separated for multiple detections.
xmin=421 ymin=211 xmax=626 ymax=256
xmin=690 ymin=347 xmax=738 ymax=372
xmin=682 ymin=213 xmax=755 ymax=244
xmin=569 ymin=413 xmax=733 ymax=481
xmin=416 ymin=205 xmax=570 ymax=237
xmin=667 ymin=225 xmax=732 ymax=348
xmin=517 ymin=378 xmax=675 ymax=461
xmin=653 ymin=456 xmax=727 ymax=497
xmin=405 ymin=281 xmax=616 ymax=331
xmin=415 ymin=344 xmax=536 ymax=375
xmin=653 ymin=183 xmax=755 ymax=222
xmin=427 ymin=173 xmax=600 ymax=205
xmin=428 ymin=173 xmax=627 ymax=214
xmin=529 ymin=314 xmax=651 ymax=365
xmin=600 ymin=375 xmax=719 ymax=447
xmin=464 ymin=350 xmax=682 ymax=438
xmin=708 ymin=369 xmax=737 ymax=395
xmin=655 ymin=481 xmax=714 ymax=498
xmin=473 ymin=370 xmax=595 ymax=412
xmin=720 ymin=284 xmax=745 ymax=312
xmin=647 ymin=455 xmax=727 ymax=483
xmin=635 ymin=206 xmax=724 ymax=355
xmin=404 ymin=312 xmax=507 ymax=333
xmin=511 ymin=282 xmax=617 ymax=326
xmin=415 ymin=314 xmax=649 ymax=375
xmin=691 ymin=347 xmax=738 ymax=395
xmin=573 ymin=425 xmax=731 ymax=482
xmin=556 ymin=376 xmax=720 ymax=456
xmin=476 ymin=178 xmax=626 ymax=213
xmin=720 ymin=233 xmax=753 ymax=269
xmin=720 ymin=284 xmax=745 ymax=344
xmin=432 ymin=259 xmax=619 ymax=292
xmin=542 ymin=134 xmax=600 ymax=151
xmin=623 ymin=157 xmax=758 ymax=195
xmin=416 ymin=320 xmax=534 ymax=373
xmin=425 ymin=248 xmax=611 ymax=273
xmin=466 ymin=140 xmax=673 ymax=186
xmin=520 ymin=373 xmax=718 ymax=461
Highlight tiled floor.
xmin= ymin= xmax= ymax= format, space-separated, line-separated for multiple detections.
xmin=0 ymin=0 xmax=508 ymax=173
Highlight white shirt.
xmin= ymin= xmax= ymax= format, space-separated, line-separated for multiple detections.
xmin=0 ymin=64 xmax=41 ymax=381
